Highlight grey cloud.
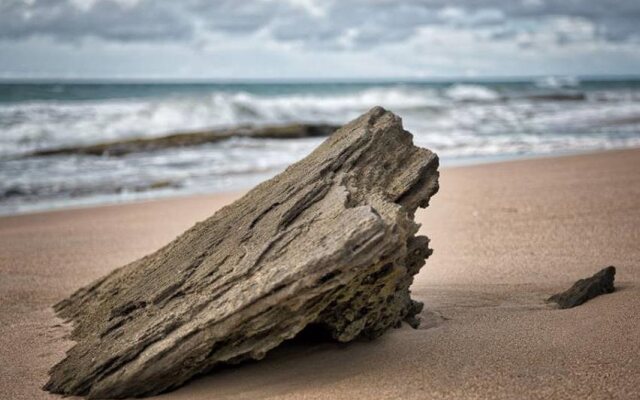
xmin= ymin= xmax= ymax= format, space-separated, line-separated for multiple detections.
xmin=0 ymin=0 xmax=192 ymax=42
xmin=1 ymin=0 xmax=639 ymax=49
xmin=188 ymin=0 xmax=281 ymax=34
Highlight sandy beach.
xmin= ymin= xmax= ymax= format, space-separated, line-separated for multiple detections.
xmin=1 ymin=148 xmax=639 ymax=400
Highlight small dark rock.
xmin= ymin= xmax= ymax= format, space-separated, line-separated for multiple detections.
xmin=548 ymin=266 xmax=616 ymax=309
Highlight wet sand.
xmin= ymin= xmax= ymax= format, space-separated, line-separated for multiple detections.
xmin=1 ymin=148 xmax=639 ymax=399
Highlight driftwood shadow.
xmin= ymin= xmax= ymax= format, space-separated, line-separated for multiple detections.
xmin=169 ymin=324 xmax=376 ymax=399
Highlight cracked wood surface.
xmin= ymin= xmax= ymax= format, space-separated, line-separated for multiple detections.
xmin=44 ymin=106 xmax=439 ymax=399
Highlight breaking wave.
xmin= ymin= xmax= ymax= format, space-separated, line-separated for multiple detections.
xmin=444 ymin=84 xmax=501 ymax=101
xmin=0 ymin=86 xmax=445 ymax=156
xmin=1 ymin=79 xmax=640 ymax=214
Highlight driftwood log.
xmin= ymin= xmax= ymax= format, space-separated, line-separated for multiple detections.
xmin=44 ymin=106 xmax=440 ymax=399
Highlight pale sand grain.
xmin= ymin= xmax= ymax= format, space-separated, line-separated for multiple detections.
xmin=1 ymin=149 xmax=639 ymax=399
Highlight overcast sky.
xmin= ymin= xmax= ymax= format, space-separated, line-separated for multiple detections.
xmin=1 ymin=0 xmax=640 ymax=80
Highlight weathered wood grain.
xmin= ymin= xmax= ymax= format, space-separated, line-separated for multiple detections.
xmin=44 ymin=106 xmax=439 ymax=399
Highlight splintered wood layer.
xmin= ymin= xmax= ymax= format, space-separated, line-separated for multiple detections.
xmin=45 ymin=106 xmax=439 ymax=399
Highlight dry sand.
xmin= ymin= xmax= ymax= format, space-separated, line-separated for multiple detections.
xmin=1 ymin=148 xmax=639 ymax=399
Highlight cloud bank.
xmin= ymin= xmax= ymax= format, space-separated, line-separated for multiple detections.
xmin=3 ymin=0 xmax=640 ymax=48
xmin=1 ymin=0 xmax=639 ymax=78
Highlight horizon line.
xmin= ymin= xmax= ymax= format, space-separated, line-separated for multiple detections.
xmin=2 ymin=73 xmax=640 ymax=85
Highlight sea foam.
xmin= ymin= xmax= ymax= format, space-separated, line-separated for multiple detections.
xmin=1 ymin=80 xmax=640 ymax=214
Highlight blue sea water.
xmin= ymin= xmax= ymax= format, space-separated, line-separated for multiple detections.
xmin=1 ymin=77 xmax=640 ymax=215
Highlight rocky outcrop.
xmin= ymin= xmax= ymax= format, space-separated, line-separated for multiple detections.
xmin=548 ymin=266 xmax=616 ymax=309
xmin=31 ymin=123 xmax=338 ymax=157
xmin=44 ymin=107 xmax=439 ymax=399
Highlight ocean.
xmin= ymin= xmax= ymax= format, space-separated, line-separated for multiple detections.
xmin=2 ymin=78 xmax=640 ymax=215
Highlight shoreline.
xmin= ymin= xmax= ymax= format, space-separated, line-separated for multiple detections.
xmin=2 ymin=146 xmax=637 ymax=218
xmin=1 ymin=148 xmax=639 ymax=399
